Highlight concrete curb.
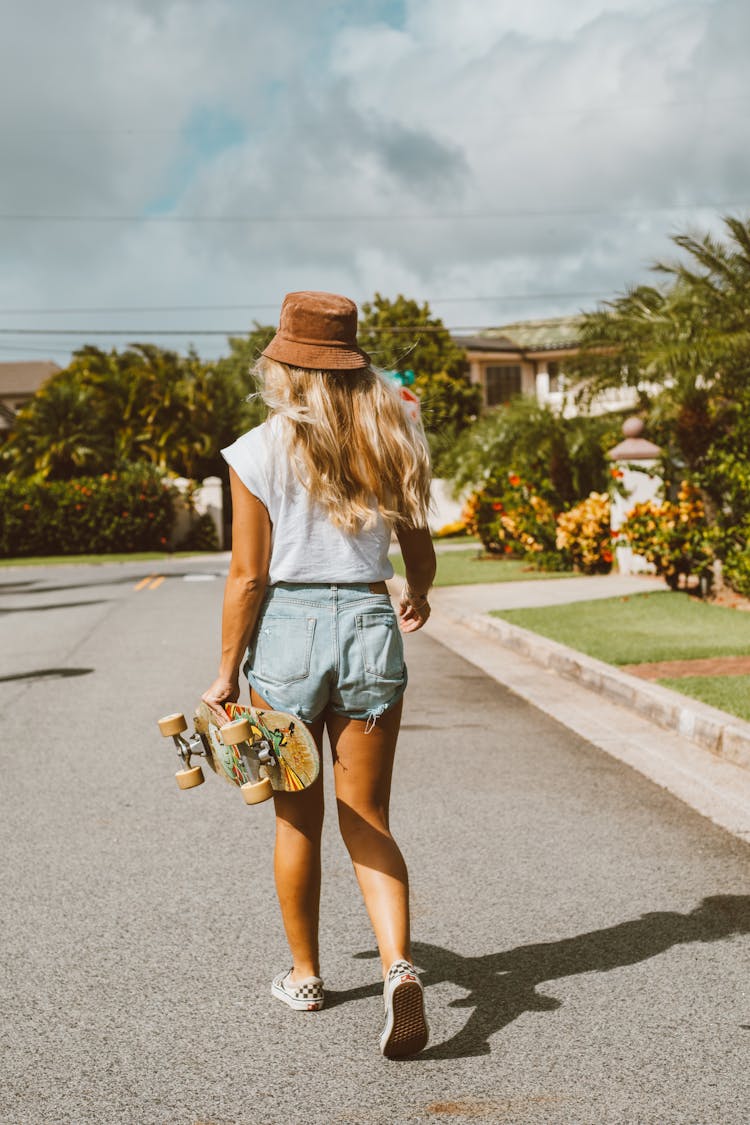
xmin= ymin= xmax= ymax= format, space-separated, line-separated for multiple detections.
xmin=443 ymin=608 xmax=750 ymax=773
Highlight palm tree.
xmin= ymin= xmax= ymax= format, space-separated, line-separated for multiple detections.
xmin=2 ymin=375 xmax=109 ymax=480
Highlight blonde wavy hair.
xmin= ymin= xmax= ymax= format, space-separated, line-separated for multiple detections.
xmin=254 ymin=356 xmax=432 ymax=533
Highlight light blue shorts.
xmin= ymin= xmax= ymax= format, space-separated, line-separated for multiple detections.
xmin=243 ymin=582 xmax=408 ymax=728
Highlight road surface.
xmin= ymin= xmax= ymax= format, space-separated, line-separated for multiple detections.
xmin=1 ymin=559 xmax=748 ymax=1124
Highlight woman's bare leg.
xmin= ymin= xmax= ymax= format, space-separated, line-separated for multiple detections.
xmin=251 ymin=687 xmax=325 ymax=983
xmin=326 ymin=698 xmax=410 ymax=976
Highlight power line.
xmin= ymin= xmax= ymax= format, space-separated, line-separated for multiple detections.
xmin=0 ymin=326 xmax=501 ymax=337
xmin=0 ymin=291 xmax=608 ymax=315
xmin=0 ymin=200 xmax=747 ymax=223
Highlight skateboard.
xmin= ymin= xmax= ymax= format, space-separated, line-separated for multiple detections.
xmin=157 ymin=701 xmax=319 ymax=805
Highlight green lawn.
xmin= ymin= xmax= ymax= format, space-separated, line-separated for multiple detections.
xmin=390 ymin=547 xmax=578 ymax=587
xmin=0 ymin=551 xmax=222 ymax=567
xmin=493 ymin=591 xmax=750 ymax=665
xmin=658 ymin=675 xmax=750 ymax=723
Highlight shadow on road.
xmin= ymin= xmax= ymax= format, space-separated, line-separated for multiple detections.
xmin=0 ymin=667 xmax=94 ymax=683
xmin=353 ymin=895 xmax=750 ymax=1060
xmin=0 ymin=572 xmax=226 ymax=597
xmin=0 ymin=599 xmax=111 ymax=614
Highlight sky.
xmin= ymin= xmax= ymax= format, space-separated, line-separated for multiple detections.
xmin=1 ymin=0 xmax=748 ymax=364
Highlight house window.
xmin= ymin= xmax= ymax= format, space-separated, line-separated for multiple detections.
xmin=485 ymin=365 xmax=522 ymax=406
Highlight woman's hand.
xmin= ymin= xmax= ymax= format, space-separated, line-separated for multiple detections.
xmin=201 ymin=676 xmax=240 ymax=723
xmin=398 ymin=587 xmax=431 ymax=633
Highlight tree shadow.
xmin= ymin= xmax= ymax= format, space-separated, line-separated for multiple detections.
xmin=353 ymin=895 xmax=750 ymax=1059
xmin=0 ymin=667 xmax=94 ymax=683
xmin=0 ymin=599 xmax=111 ymax=614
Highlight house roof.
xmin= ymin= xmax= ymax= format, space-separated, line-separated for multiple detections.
xmin=456 ymin=315 xmax=584 ymax=355
xmin=0 ymin=360 xmax=61 ymax=395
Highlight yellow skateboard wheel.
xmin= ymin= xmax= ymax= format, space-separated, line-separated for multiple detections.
xmin=240 ymin=777 xmax=273 ymax=805
xmin=158 ymin=713 xmax=187 ymax=737
xmin=175 ymin=765 xmax=205 ymax=789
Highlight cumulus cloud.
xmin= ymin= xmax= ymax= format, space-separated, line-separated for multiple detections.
xmin=0 ymin=0 xmax=748 ymax=360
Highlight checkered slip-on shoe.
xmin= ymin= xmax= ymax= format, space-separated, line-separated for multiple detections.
xmin=271 ymin=970 xmax=324 ymax=1011
xmin=379 ymin=960 xmax=429 ymax=1058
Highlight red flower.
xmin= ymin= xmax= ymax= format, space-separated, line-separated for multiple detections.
xmin=602 ymin=550 xmax=613 ymax=563
xmin=491 ymin=502 xmax=503 ymax=511
xmin=504 ymin=544 xmax=513 ymax=554
xmin=508 ymin=474 xmax=521 ymax=486
xmin=610 ymin=467 xmax=624 ymax=480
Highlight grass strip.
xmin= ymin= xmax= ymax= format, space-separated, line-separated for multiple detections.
xmin=492 ymin=591 xmax=750 ymax=665
xmin=657 ymin=675 xmax=750 ymax=724
xmin=0 ymin=551 xmax=222 ymax=567
xmin=390 ymin=548 xmax=578 ymax=587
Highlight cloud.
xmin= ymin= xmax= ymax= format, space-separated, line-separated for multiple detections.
xmin=0 ymin=0 xmax=748 ymax=360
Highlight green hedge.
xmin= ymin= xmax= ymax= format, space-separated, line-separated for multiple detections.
xmin=0 ymin=464 xmax=177 ymax=557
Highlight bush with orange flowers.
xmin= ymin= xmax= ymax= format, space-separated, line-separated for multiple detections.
xmin=555 ymin=492 xmax=613 ymax=574
xmin=461 ymin=473 xmax=559 ymax=561
xmin=617 ymin=481 xmax=713 ymax=588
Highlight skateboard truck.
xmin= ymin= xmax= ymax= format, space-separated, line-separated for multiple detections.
xmin=157 ymin=713 xmax=274 ymax=805
xmin=157 ymin=713 xmax=207 ymax=789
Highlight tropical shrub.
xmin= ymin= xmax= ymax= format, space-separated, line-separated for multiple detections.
xmin=617 ymin=482 xmax=713 ymax=589
xmin=446 ymin=396 xmax=618 ymax=511
xmin=462 ymin=474 xmax=558 ymax=560
xmin=723 ymin=533 xmax=750 ymax=597
xmin=0 ymin=463 xmax=177 ymax=557
xmin=556 ymin=492 xmax=613 ymax=574
xmin=175 ymin=512 xmax=220 ymax=552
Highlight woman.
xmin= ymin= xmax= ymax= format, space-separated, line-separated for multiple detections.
xmin=202 ymin=291 xmax=436 ymax=1058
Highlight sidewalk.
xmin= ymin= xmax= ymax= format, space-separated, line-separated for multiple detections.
xmin=428 ymin=571 xmax=664 ymax=613
xmin=415 ymin=573 xmax=750 ymax=842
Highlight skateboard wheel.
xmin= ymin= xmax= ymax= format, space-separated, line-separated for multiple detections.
xmin=220 ymin=718 xmax=252 ymax=746
xmin=176 ymin=765 xmax=204 ymax=790
xmin=240 ymin=777 xmax=273 ymax=805
xmin=158 ymin=713 xmax=187 ymax=737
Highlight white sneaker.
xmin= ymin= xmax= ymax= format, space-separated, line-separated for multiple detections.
xmin=271 ymin=969 xmax=324 ymax=1011
xmin=379 ymin=960 xmax=429 ymax=1057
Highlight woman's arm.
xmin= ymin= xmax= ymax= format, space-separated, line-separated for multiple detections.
xmin=202 ymin=468 xmax=272 ymax=719
xmin=395 ymin=525 xmax=436 ymax=633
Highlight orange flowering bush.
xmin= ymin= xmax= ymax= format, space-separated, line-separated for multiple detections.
xmin=617 ymin=481 xmax=713 ymax=588
xmin=555 ymin=492 xmax=613 ymax=574
xmin=461 ymin=474 xmax=558 ymax=559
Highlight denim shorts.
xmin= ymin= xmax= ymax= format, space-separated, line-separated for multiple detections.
xmin=243 ymin=582 xmax=408 ymax=728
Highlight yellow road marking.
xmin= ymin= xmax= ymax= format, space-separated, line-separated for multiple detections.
xmin=148 ymin=575 xmax=166 ymax=590
xmin=134 ymin=574 xmax=155 ymax=591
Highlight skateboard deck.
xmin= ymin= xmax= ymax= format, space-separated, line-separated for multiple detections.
xmin=157 ymin=701 xmax=319 ymax=805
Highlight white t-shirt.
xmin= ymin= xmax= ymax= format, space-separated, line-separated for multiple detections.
xmin=221 ymin=416 xmax=395 ymax=585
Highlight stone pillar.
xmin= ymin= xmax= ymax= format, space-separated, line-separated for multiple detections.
xmin=608 ymin=417 xmax=662 ymax=576
xmin=169 ymin=476 xmax=193 ymax=550
xmin=194 ymin=476 xmax=224 ymax=546
xmin=535 ymin=368 xmax=550 ymax=402
xmin=169 ymin=476 xmax=224 ymax=550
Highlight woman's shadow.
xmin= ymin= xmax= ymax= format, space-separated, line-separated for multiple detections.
xmin=343 ymin=895 xmax=750 ymax=1060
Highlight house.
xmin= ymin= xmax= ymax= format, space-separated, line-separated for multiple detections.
xmin=457 ymin=316 xmax=637 ymax=416
xmin=0 ymin=360 xmax=61 ymax=429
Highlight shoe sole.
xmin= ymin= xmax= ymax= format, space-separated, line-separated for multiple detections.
xmin=380 ymin=980 xmax=429 ymax=1057
xmin=270 ymin=981 xmax=324 ymax=1011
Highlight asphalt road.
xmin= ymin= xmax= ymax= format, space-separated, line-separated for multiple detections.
xmin=1 ymin=559 xmax=749 ymax=1125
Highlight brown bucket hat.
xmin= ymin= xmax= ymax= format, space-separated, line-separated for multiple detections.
xmin=262 ymin=290 xmax=370 ymax=370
